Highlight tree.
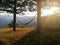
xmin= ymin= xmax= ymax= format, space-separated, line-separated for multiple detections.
xmin=36 ymin=0 xmax=42 ymax=30
xmin=36 ymin=0 xmax=49 ymax=40
xmin=0 ymin=0 xmax=37 ymax=31
xmin=0 ymin=0 xmax=52 ymax=31
xmin=13 ymin=0 xmax=16 ymax=31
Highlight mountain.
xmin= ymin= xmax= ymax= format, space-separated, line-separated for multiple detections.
xmin=0 ymin=15 xmax=37 ymax=28
xmin=0 ymin=18 xmax=7 ymax=28
xmin=0 ymin=16 xmax=11 ymax=28
xmin=0 ymin=14 xmax=60 ymax=29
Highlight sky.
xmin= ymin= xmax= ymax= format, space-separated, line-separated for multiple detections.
xmin=0 ymin=7 xmax=60 ymax=17
xmin=41 ymin=7 xmax=59 ymax=16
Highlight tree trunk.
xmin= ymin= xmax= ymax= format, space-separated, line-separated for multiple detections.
xmin=37 ymin=0 xmax=42 ymax=34
xmin=13 ymin=0 xmax=17 ymax=31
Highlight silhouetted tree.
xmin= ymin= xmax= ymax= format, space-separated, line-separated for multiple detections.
xmin=0 ymin=0 xmax=50 ymax=31
xmin=0 ymin=0 xmax=37 ymax=31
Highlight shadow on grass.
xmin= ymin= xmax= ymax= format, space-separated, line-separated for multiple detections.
xmin=12 ymin=30 xmax=41 ymax=45
xmin=12 ymin=29 xmax=60 ymax=45
xmin=0 ymin=40 xmax=5 ymax=45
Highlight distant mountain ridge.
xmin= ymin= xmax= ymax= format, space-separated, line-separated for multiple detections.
xmin=0 ymin=15 xmax=60 ymax=28
xmin=0 ymin=15 xmax=37 ymax=28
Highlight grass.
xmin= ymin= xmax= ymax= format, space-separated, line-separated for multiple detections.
xmin=12 ymin=28 xmax=60 ymax=45
xmin=0 ymin=28 xmax=60 ymax=45
xmin=0 ymin=28 xmax=35 ymax=45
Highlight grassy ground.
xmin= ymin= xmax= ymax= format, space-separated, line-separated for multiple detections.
xmin=0 ymin=28 xmax=35 ymax=45
xmin=12 ymin=28 xmax=60 ymax=45
xmin=0 ymin=28 xmax=60 ymax=45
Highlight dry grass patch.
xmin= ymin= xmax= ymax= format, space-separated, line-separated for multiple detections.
xmin=0 ymin=28 xmax=35 ymax=45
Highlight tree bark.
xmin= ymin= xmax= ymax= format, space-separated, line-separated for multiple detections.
xmin=37 ymin=0 xmax=42 ymax=33
xmin=13 ymin=0 xmax=17 ymax=31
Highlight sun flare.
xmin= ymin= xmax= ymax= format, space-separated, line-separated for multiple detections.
xmin=41 ymin=7 xmax=59 ymax=16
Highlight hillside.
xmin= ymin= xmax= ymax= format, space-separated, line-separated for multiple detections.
xmin=0 ymin=27 xmax=60 ymax=45
xmin=0 ymin=28 xmax=35 ymax=45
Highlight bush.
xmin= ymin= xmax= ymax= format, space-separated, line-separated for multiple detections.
xmin=8 ymin=21 xmax=19 ymax=28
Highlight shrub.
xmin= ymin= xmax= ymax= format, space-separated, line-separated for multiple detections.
xmin=8 ymin=21 xmax=19 ymax=28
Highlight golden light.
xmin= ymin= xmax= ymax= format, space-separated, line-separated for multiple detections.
xmin=41 ymin=7 xmax=59 ymax=16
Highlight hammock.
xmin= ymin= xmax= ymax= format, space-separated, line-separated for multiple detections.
xmin=18 ymin=15 xmax=36 ymax=26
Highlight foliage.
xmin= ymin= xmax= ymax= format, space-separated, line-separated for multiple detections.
xmin=0 ymin=0 xmax=37 ymax=14
xmin=8 ymin=21 xmax=19 ymax=28
xmin=0 ymin=0 xmax=50 ymax=13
